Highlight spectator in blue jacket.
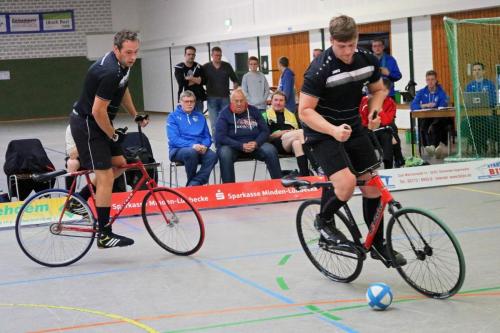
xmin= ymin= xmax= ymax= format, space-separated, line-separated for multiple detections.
xmin=411 ymin=70 xmax=451 ymax=159
xmin=215 ymin=88 xmax=282 ymax=183
xmin=278 ymin=57 xmax=296 ymax=112
xmin=464 ymin=62 xmax=498 ymax=155
xmin=371 ymin=39 xmax=402 ymax=99
xmin=465 ymin=62 xmax=497 ymax=107
xmin=167 ymin=90 xmax=217 ymax=186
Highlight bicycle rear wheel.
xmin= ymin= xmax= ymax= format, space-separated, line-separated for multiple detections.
xmin=15 ymin=189 xmax=96 ymax=267
xmin=297 ymin=200 xmax=363 ymax=283
xmin=386 ymin=207 xmax=465 ymax=298
xmin=142 ymin=187 xmax=204 ymax=255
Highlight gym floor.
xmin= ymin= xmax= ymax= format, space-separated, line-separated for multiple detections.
xmin=0 ymin=114 xmax=499 ymax=332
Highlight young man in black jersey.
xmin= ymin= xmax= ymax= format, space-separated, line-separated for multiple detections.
xmin=69 ymin=30 xmax=149 ymax=249
xmin=299 ymin=15 xmax=406 ymax=266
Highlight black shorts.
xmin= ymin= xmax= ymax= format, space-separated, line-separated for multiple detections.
xmin=69 ymin=112 xmax=123 ymax=170
xmin=270 ymin=139 xmax=289 ymax=155
xmin=309 ymin=131 xmax=379 ymax=177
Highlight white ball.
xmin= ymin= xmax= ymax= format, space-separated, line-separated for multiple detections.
xmin=366 ymin=282 xmax=393 ymax=310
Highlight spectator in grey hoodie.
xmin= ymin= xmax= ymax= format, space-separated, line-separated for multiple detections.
xmin=242 ymin=56 xmax=269 ymax=112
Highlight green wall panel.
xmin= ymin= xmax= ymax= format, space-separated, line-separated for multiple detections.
xmin=0 ymin=57 xmax=144 ymax=121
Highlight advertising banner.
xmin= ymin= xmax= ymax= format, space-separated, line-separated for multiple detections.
xmin=0 ymin=15 xmax=7 ymax=33
xmin=1 ymin=11 xmax=74 ymax=34
xmin=9 ymin=14 xmax=40 ymax=33
xmin=1 ymin=159 xmax=499 ymax=228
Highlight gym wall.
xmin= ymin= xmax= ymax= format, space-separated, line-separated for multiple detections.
xmin=0 ymin=0 xmax=143 ymax=121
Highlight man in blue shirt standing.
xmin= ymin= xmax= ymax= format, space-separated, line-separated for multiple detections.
xmin=371 ymin=39 xmax=402 ymax=99
xmin=278 ymin=57 xmax=296 ymax=112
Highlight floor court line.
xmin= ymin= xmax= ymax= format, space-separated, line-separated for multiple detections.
xmin=3 ymin=221 xmax=500 ymax=288
xmin=13 ymin=290 xmax=500 ymax=333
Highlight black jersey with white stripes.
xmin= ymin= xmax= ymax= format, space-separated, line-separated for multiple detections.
xmin=301 ymin=47 xmax=380 ymax=141
xmin=74 ymin=51 xmax=130 ymax=120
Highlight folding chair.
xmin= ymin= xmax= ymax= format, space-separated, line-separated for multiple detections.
xmin=3 ymin=138 xmax=56 ymax=201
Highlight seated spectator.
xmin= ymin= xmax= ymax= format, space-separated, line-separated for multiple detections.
xmin=263 ymin=91 xmax=310 ymax=176
xmin=464 ymin=62 xmax=497 ymax=155
xmin=411 ymin=70 xmax=451 ymax=159
xmin=466 ymin=62 xmax=497 ymax=106
xmin=65 ymin=125 xmax=80 ymax=173
xmin=359 ymin=78 xmax=401 ymax=169
xmin=65 ymin=125 xmax=81 ymax=190
xmin=215 ymin=88 xmax=282 ymax=183
xmin=242 ymin=56 xmax=269 ymax=112
xmin=167 ymin=90 xmax=218 ymax=186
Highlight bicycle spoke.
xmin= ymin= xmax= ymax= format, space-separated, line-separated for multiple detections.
xmin=297 ymin=200 xmax=363 ymax=283
xmin=387 ymin=208 xmax=465 ymax=298
xmin=142 ymin=188 xmax=204 ymax=256
xmin=16 ymin=190 xmax=95 ymax=267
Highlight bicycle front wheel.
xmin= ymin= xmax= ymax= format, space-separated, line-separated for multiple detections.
xmin=142 ymin=187 xmax=205 ymax=255
xmin=387 ymin=207 xmax=466 ymax=298
xmin=15 ymin=189 xmax=96 ymax=267
xmin=297 ymin=200 xmax=363 ymax=283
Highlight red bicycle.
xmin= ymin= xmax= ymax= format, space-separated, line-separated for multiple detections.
xmin=15 ymin=147 xmax=205 ymax=267
xmin=282 ymin=127 xmax=465 ymax=298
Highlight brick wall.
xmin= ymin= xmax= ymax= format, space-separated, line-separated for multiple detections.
xmin=0 ymin=0 xmax=112 ymax=59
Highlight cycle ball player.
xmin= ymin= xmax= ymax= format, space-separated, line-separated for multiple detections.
xmin=299 ymin=15 xmax=406 ymax=266
xmin=70 ymin=30 xmax=149 ymax=249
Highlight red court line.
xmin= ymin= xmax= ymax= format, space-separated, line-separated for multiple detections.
xmin=27 ymin=292 xmax=500 ymax=333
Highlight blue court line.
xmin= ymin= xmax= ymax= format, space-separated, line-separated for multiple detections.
xmin=0 ymin=258 xmax=194 ymax=287
xmin=4 ymin=223 xmax=500 ymax=289
xmin=202 ymin=259 xmax=357 ymax=333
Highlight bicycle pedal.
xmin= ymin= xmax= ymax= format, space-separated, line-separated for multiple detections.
xmin=319 ymin=239 xmax=355 ymax=253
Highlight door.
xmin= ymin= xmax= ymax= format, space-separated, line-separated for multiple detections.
xmin=270 ymin=31 xmax=310 ymax=94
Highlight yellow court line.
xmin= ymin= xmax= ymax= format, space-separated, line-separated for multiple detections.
xmin=452 ymin=186 xmax=500 ymax=196
xmin=0 ymin=303 xmax=159 ymax=333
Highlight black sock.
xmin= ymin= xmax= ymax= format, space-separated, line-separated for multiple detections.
xmin=363 ymin=197 xmax=384 ymax=250
xmin=383 ymin=159 xmax=393 ymax=169
xmin=303 ymin=144 xmax=320 ymax=173
xmin=320 ymin=187 xmax=346 ymax=221
xmin=78 ymin=184 xmax=95 ymax=201
xmin=96 ymin=206 xmax=111 ymax=235
xmin=296 ymin=155 xmax=310 ymax=176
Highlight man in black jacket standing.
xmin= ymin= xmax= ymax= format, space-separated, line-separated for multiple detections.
xmin=174 ymin=46 xmax=206 ymax=112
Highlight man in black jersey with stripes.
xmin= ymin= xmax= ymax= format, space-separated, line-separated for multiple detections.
xmin=70 ymin=30 xmax=149 ymax=249
xmin=299 ymin=15 xmax=406 ymax=266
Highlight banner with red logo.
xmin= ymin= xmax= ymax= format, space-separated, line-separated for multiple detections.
xmin=109 ymin=176 xmax=323 ymax=216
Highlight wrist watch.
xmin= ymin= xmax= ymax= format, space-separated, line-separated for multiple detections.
xmin=112 ymin=133 xmax=119 ymax=142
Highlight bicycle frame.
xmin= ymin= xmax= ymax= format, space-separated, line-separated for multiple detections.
xmin=59 ymin=159 xmax=163 ymax=234
xmin=353 ymin=173 xmax=401 ymax=251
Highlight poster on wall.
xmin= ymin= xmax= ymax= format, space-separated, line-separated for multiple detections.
xmin=42 ymin=11 xmax=74 ymax=32
xmin=9 ymin=14 xmax=40 ymax=33
xmin=0 ymin=15 xmax=7 ymax=33
xmin=1 ymin=10 xmax=74 ymax=34
xmin=496 ymin=64 xmax=500 ymax=105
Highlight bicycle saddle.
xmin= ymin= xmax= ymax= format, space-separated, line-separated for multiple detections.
xmin=281 ymin=177 xmax=311 ymax=189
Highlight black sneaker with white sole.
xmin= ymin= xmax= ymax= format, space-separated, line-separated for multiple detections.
xmin=314 ymin=215 xmax=348 ymax=245
xmin=97 ymin=232 xmax=134 ymax=249
xmin=371 ymin=245 xmax=407 ymax=267
xmin=66 ymin=197 xmax=89 ymax=217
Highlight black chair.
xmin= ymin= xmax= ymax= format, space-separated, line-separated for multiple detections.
xmin=3 ymin=139 xmax=56 ymax=200
xmin=121 ymin=131 xmax=162 ymax=189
